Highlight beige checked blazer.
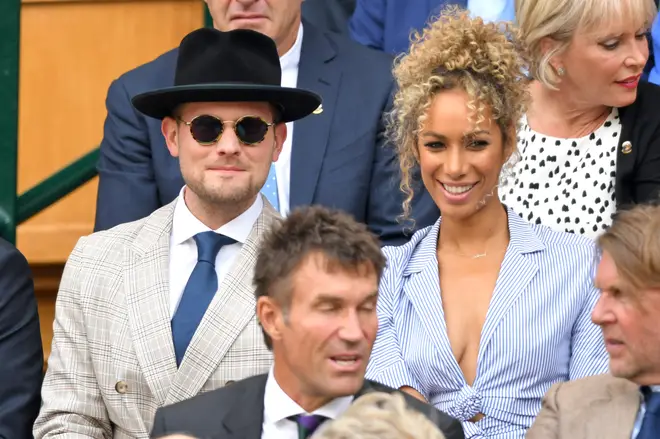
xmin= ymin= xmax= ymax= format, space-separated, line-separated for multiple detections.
xmin=526 ymin=374 xmax=641 ymax=439
xmin=34 ymin=197 xmax=280 ymax=439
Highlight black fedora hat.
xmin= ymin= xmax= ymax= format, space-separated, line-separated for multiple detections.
xmin=132 ymin=28 xmax=322 ymax=122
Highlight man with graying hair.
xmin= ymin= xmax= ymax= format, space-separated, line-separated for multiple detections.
xmin=528 ymin=202 xmax=660 ymax=439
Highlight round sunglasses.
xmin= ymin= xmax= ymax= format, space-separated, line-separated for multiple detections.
xmin=178 ymin=114 xmax=275 ymax=146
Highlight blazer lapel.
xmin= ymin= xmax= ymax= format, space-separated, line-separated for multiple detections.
xmin=125 ymin=201 xmax=179 ymax=407
xmin=478 ymin=210 xmax=544 ymax=354
xmin=614 ymin=106 xmax=637 ymax=208
xmin=400 ymin=222 xmax=466 ymax=382
xmin=290 ymin=23 xmax=341 ymax=208
xmin=584 ymin=380 xmax=639 ymax=439
xmin=222 ymin=375 xmax=268 ymax=439
xmin=166 ymin=199 xmax=280 ymax=403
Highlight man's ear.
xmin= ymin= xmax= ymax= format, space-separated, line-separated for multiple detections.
xmin=257 ymin=296 xmax=285 ymax=345
xmin=272 ymin=122 xmax=287 ymax=162
xmin=539 ymin=36 xmax=564 ymax=73
xmin=162 ymin=117 xmax=180 ymax=158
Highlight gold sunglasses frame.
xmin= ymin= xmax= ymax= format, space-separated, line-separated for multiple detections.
xmin=178 ymin=114 xmax=275 ymax=146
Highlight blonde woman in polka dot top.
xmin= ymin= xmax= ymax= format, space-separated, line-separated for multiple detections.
xmin=501 ymin=0 xmax=660 ymax=239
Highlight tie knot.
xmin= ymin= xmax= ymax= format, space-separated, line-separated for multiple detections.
xmin=643 ymin=387 xmax=660 ymax=415
xmin=193 ymin=231 xmax=236 ymax=264
xmin=289 ymin=414 xmax=328 ymax=437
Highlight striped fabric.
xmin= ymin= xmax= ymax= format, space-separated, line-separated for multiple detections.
xmin=366 ymin=209 xmax=609 ymax=439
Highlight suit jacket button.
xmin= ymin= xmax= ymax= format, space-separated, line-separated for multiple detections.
xmin=224 ymin=380 xmax=235 ymax=386
xmin=115 ymin=381 xmax=129 ymax=394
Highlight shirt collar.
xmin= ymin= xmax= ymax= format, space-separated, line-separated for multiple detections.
xmin=171 ymin=187 xmax=263 ymax=246
xmin=263 ymin=367 xmax=353 ymax=425
xmin=641 ymin=385 xmax=660 ymax=394
xmin=279 ymin=22 xmax=303 ymax=72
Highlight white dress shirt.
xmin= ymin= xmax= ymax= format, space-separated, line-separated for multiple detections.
xmin=168 ymin=188 xmax=263 ymax=317
xmin=274 ymin=23 xmax=304 ymax=216
xmin=262 ymin=367 xmax=353 ymax=439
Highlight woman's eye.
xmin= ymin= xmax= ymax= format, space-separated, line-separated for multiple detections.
xmin=601 ymin=41 xmax=619 ymax=50
xmin=467 ymin=140 xmax=489 ymax=148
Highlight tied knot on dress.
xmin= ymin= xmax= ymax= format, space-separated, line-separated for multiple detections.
xmin=447 ymin=386 xmax=483 ymax=421
xmin=288 ymin=414 xmax=329 ymax=439
xmin=171 ymin=231 xmax=237 ymax=366
xmin=638 ymin=387 xmax=660 ymax=439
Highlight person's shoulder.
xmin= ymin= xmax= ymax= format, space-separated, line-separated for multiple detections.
xmin=530 ymin=222 xmax=597 ymax=252
xmin=632 ymin=80 xmax=660 ymax=107
xmin=619 ymin=80 xmax=660 ymax=123
xmin=78 ymin=201 xmax=177 ymax=260
xmin=158 ymin=374 xmax=267 ymax=417
xmin=112 ymin=48 xmax=178 ymax=95
xmin=0 ymin=238 xmax=30 ymax=277
xmin=381 ymin=222 xmax=437 ymax=271
xmin=0 ymin=237 xmax=23 ymax=261
xmin=551 ymin=374 xmax=634 ymax=403
xmin=511 ymin=204 xmax=596 ymax=256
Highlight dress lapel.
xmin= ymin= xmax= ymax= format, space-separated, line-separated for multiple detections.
xmin=290 ymin=23 xmax=341 ymax=208
xmin=125 ymin=201 xmax=179 ymax=406
xmin=166 ymin=200 xmax=280 ymax=403
xmin=400 ymin=221 xmax=466 ymax=383
xmin=477 ymin=210 xmax=544 ymax=355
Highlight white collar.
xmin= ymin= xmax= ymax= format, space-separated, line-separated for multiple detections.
xmin=263 ymin=367 xmax=353 ymax=425
xmin=279 ymin=22 xmax=303 ymax=72
xmin=171 ymin=187 xmax=263 ymax=246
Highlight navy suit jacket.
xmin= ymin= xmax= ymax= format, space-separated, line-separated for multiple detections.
xmin=94 ymin=22 xmax=438 ymax=245
xmin=0 ymin=238 xmax=43 ymax=439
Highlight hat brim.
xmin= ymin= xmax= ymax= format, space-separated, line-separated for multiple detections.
xmin=131 ymin=84 xmax=322 ymax=122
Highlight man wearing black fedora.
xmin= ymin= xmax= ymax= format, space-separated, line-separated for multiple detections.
xmin=93 ymin=0 xmax=438 ymax=246
xmin=35 ymin=28 xmax=321 ymax=439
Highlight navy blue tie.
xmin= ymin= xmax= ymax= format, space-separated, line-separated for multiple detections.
xmin=171 ymin=231 xmax=236 ymax=366
xmin=638 ymin=387 xmax=660 ymax=439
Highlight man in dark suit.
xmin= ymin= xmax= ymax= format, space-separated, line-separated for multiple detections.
xmin=95 ymin=0 xmax=438 ymax=246
xmin=0 ymin=238 xmax=43 ymax=438
xmin=150 ymin=206 xmax=463 ymax=439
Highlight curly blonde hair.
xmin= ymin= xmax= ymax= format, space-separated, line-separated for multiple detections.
xmin=390 ymin=7 xmax=530 ymax=221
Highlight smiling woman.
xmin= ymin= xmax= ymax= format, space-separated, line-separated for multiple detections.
xmin=365 ymin=7 xmax=610 ymax=439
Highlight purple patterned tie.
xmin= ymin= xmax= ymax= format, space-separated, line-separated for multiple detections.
xmin=289 ymin=414 xmax=328 ymax=439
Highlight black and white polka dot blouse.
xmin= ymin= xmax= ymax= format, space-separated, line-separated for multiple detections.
xmin=500 ymin=109 xmax=620 ymax=240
